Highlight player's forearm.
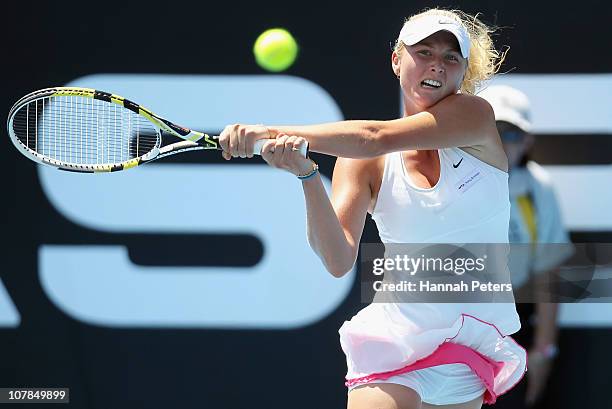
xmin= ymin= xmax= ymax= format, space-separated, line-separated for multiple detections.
xmin=269 ymin=121 xmax=384 ymax=159
xmin=532 ymin=268 xmax=561 ymax=348
xmin=300 ymin=175 xmax=356 ymax=277
xmin=533 ymin=301 xmax=560 ymax=349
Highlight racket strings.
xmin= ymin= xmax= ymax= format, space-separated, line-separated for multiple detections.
xmin=11 ymin=96 xmax=160 ymax=166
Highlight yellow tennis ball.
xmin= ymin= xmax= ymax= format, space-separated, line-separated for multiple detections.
xmin=253 ymin=28 xmax=299 ymax=72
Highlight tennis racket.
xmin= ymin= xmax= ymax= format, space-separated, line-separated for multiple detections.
xmin=7 ymin=87 xmax=308 ymax=173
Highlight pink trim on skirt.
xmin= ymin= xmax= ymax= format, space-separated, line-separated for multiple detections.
xmin=345 ymin=342 xmax=504 ymax=404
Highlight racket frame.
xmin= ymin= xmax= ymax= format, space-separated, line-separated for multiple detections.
xmin=7 ymin=87 xmax=219 ymax=173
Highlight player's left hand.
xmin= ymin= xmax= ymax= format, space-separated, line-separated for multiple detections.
xmin=260 ymin=134 xmax=314 ymax=177
xmin=525 ymin=349 xmax=554 ymax=407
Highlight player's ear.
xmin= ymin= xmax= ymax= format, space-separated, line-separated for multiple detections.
xmin=391 ymin=50 xmax=401 ymax=78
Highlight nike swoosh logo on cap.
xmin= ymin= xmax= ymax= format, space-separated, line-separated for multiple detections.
xmin=453 ymin=158 xmax=463 ymax=168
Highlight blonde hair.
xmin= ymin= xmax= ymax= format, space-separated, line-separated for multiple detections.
xmin=394 ymin=8 xmax=506 ymax=94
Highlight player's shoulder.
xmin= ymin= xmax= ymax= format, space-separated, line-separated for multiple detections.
xmin=440 ymin=93 xmax=498 ymax=141
xmin=444 ymin=94 xmax=505 ymax=168
xmin=445 ymin=93 xmax=496 ymax=119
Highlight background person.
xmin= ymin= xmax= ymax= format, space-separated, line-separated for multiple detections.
xmin=480 ymin=85 xmax=574 ymax=409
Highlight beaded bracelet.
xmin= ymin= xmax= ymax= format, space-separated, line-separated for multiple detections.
xmin=297 ymin=162 xmax=319 ymax=180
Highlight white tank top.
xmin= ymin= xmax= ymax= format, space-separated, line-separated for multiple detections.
xmin=371 ymin=148 xmax=511 ymax=244
xmin=370 ymin=147 xmax=520 ymax=335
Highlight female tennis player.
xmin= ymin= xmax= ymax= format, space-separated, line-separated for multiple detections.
xmin=220 ymin=8 xmax=526 ymax=409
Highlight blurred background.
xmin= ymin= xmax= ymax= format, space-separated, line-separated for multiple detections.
xmin=3 ymin=0 xmax=611 ymax=407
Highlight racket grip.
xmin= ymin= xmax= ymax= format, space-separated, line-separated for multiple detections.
xmin=252 ymin=139 xmax=309 ymax=158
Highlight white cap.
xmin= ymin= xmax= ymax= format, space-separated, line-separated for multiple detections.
xmin=398 ymin=14 xmax=470 ymax=59
xmin=479 ymin=85 xmax=532 ymax=132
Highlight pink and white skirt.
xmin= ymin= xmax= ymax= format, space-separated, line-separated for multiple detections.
xmin=339 ymin=303 xmax=527 ymax=405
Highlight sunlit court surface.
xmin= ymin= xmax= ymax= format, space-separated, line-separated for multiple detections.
xmin=3 ymin=1 xmax=612 ymax=408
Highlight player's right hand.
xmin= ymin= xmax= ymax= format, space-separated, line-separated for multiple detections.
xmin=218 ymin=124 xmax=271 ymax=160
